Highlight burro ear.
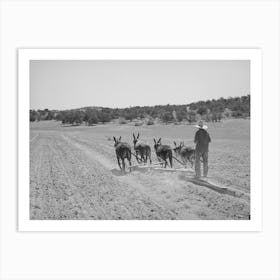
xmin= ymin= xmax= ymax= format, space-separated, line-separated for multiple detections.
xmin=153 ymin=138 xmax=156 ymax=144
xmin=174 ymin=141 xmax=177 ymax=147
xmin=137 ymin=133 xmax=140 ymax=139
xmin=133 ymin=133 xmax=135 ymax=140
xmin=119 ymin=136 xmax=122 ymax=141
xmin=158 ymin=138 xmax=161 ymax=144
xmin=113 ymin=136 xmax=117 ymax=143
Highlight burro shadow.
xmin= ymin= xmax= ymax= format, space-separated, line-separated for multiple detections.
xmin=111 ymin=165 xmax=151 ymax=176
xmin=111 ymin=168 xmax=127 ymax=176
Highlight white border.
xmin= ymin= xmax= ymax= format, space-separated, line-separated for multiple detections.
xmin=18 ymin=49 xmax=262 ymax=231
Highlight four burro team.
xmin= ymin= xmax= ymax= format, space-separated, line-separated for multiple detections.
xmin=113 ymin=120 xmax=211 ymax=179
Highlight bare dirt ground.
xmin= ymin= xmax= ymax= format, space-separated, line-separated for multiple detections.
xmin=30 ymin=119 xmax=250 ymax=220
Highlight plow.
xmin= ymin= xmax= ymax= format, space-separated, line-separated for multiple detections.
xmin=130 ymin=151 xmax=198 ymax=171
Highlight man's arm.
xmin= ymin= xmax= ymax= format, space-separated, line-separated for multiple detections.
xmin=194 ymin=131 xmax=198 ymax=143
xmin=208 ymin=133 xmax=211 ymax=143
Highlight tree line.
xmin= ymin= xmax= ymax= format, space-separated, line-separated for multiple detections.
xmin=30 ymin=94 xmax=250 ymax=125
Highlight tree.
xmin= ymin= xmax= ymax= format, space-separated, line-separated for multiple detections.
xmin=176 ymin=109 xmax=188 ymax=122
xmin=232 ymin=110 xmax=243 ymax=118
xmin=205 ymin=113 xmax=212 ymax=122
xmin=46 ymin=110 xmax=54 ymax=120
xmin=73 ymin=111 xmax=83 ymax=125
xmin=186 ymin=110 xmax=196 ymax=124
xmin=64 ymin=111 xmax=75 ymax=124
xmin=161 ymin=112 xmax=174 ymax=124
xmin=197 ymin=106 xmax=207 ymax=116
xmin=29 ymin=110 xmax=38 ymax=122
xmin=98 ymin=111 xmax=111 ymax=123
xmin=88 ymin=115 xmax=99 ymax=125
xmin=84 ymin=109 xmax=99 ymax=125
xmin=55 ymin=112 xmax=64 ymax=121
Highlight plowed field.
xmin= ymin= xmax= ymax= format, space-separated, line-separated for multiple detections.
xmin=30 ymin=119 xmax=250 ymax=220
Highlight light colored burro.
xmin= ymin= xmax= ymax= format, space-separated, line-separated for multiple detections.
xmin=194 ymin=121 xmax=211 ymax=178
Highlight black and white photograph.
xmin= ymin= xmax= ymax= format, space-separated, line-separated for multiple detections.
xmin=28 ymin=54 xmax=251 ymax=221
xmin=2 ymin=1 xmax=280 ymax=279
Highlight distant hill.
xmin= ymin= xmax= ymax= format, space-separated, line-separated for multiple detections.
xmin=30 ymin=94 xmax=250 ymax=125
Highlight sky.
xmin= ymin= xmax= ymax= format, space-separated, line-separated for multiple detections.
xmin=30 ymin=60 xmax=250 ymax=110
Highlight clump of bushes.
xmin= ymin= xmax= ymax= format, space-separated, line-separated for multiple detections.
xmin=146 ymin=118 xmax=154 ymax=125
xmin=119 ymin=117 xmax=127 ymax=124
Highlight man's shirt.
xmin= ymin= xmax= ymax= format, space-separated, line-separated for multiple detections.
xmin=194 ymin=129 xmax=211 ymax=153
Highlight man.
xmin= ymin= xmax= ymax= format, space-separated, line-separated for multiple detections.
xmin=194 ymin=120 xmax=211 ymax=179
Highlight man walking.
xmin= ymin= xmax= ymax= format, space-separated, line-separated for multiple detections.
xmin=194 ymin=120 xmax=211 ymax=179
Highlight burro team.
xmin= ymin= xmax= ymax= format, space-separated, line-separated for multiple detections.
xmin=113 ymin=120 xmax=211 ymax=179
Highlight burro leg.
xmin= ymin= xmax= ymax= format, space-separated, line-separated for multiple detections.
xmin=117 ymin=156 xmax=122 ymax=170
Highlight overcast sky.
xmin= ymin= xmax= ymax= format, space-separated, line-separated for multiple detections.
xmin=30 ymin=60 xmax=250 ymax=110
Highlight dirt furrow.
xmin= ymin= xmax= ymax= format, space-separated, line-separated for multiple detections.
xmin=30 ymin=135 xmax=65 ymax=219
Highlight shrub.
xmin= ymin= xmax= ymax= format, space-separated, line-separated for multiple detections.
xmin=84 ymin=109 xmax=99 ymax=125
xmin=197 ymin=106 xmax=207 ymax=116
xmin=232 ymin=110 xmax=243 ymax=118
xmin=146 ymin=118 xmax=154 ymax=125
xmin=119 ymin=117 xmax=127 ymax=124
xmin=160 ymin=112 xmax=174 ymax=124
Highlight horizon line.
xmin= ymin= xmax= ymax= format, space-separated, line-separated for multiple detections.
xmin=30 ymin=93 xmax=250 ymax=111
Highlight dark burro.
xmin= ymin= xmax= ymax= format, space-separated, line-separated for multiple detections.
xmin=113 ymin=136 xmax=132 ymax=172
xmin=132 ymin=133 xmax=152 ymax=164
xmin=153 ymin=138 xmax=173 ymax=168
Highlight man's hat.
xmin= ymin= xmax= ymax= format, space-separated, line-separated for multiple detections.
xmin=194 ymin=120 xmax=208 ymax=130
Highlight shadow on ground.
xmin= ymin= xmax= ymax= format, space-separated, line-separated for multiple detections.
xmin=178 ymin=173 xmax=238 ymax=197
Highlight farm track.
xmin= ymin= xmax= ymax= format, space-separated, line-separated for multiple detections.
xmin=30 ymin=129 xmax=250 ymax=220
